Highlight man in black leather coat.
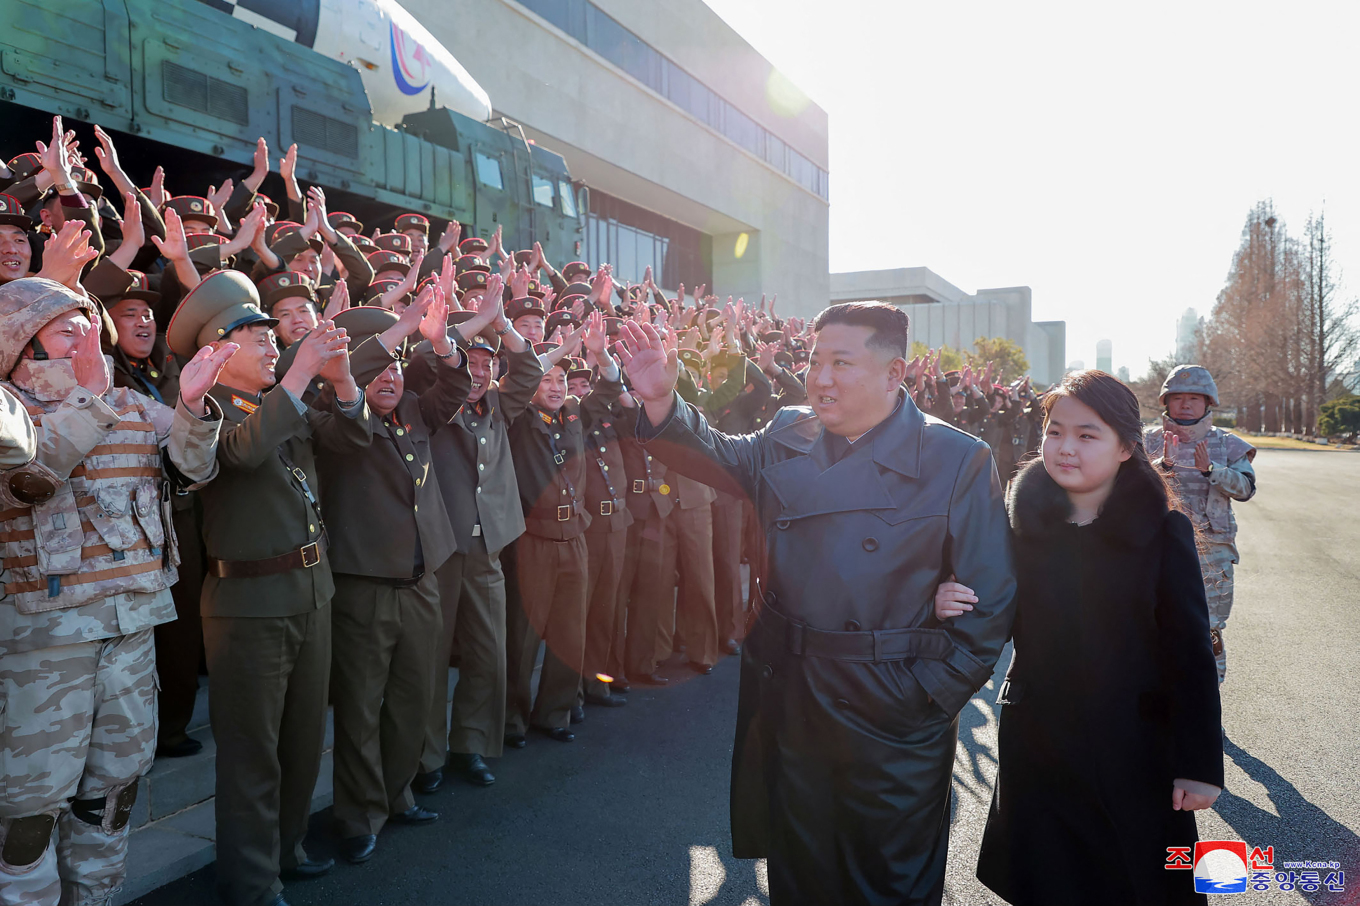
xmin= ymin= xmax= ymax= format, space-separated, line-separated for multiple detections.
xmin=620 ymin=303 xmax=1017 ymax=906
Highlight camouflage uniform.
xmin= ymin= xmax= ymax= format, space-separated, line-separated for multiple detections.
xmin=0 ymin=279 xmax=221 ymax=906
xmin=1144 ymin=365 xmax=1256 ymax=682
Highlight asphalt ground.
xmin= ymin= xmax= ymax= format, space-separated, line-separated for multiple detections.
xmin=132 ymin=449 xmax=1360 ymax=905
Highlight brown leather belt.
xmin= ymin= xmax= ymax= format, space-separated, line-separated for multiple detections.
xmin=207 ymin=533 xmax=328 ymax=579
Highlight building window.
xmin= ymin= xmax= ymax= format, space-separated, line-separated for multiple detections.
xmin=559 ymin=180 xmax=578 ymax=218
xmin=474 ymin=151 xmax=503 ymax=189
xmin=531 ymin=173 xmax=556 ymax=207
xmin=514 ymin=0 xmax=828 ymax=200
xmin=584 ymin=189 xmax=711 ymax=290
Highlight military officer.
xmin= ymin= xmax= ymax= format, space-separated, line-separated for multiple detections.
xmin=166 ymin=270 xmax=377 ymax=906
xmin=409 ymin=276 xmax=542 ymax=788
xmin=258 ymin=271 xmax=320 ymax=348
xmin=576 ymin=361 xmax=633 ymax=709
xmin=505 ymin=313 xmax=621 ymax=742
xmin=0 ymin=277 xmax=230 ymax=906
xmin=311 ymin=294 xmax=484 ymax=863
xmin=1144 ymin=364 xmax=1257 ymax=682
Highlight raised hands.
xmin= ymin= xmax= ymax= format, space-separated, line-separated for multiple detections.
xmin=279 ymin=143 xmax=301 ymax=200
xmin=71 ymin=316 xmax=110 ymax=396
xmin=146 ymin=166 xmax=168 ymax=209
xmin=108 ymin=192 xmax=146 ymax=270
xmin=508 ymin=264 xmax=531 ymax=299
xmin=617 ymin=321 xmax=678 ymax=407
xmin=418 ymin=285 xmax=453 ymax=354
xmin=35 ymin=116 xmax=76 ymax=191
xmin=92 ymin=125 xmax=134 ymax=195
xmin=322 ymin=277 xmax=350 ymax=320
xmin=244 ymin=137 xmax=270 ymax=192
xmin=437 ymin=221 xmax=462 ymax=254
xmin=178 ymin=342 xmax=240 ymax=415
xmin=36 ymin=221 xmax=99 ymax=289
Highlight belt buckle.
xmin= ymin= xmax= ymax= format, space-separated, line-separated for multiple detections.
xmin=631 ymin=479 xmax=645 ymax=494
xmin=553 ymin=452 xmax=566 ymax=465
xmin=556 ymin=504 xmax=572 ymax=522
xmin=291 ymin=467 xmax=308 ymax=483
xmin=300 ymin=541 xmax=321 ymax=568
xmin=599 ymin=500 xmax=613 ymax=516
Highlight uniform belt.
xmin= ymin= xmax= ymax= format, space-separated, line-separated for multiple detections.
xmin=206 ymin=532 xmax=329 ymax=579
xmin=529 ymin=504 xmax=578 ymax=522
xmin=763 ymin=604 xmax=953 ymax=663
xmin=598 ymin=499 xmax=622 ymax=516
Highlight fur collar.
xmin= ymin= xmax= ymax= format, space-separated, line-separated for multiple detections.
xmin=1007 ymin=456 xmax=1170 ymax=548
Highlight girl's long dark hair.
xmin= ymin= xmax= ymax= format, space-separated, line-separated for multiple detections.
xmin=1040 ymin=370 xmax=1185 ymax=516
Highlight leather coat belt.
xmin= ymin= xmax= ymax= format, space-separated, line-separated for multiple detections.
xmin=762 ymin=603 xmax=954 ymax=663
xmin=207 ymin=532 xmax=329 ymax=579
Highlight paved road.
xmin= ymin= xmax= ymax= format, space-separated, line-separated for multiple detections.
xmin=133 ymin=449 xmax=1360 ymax=905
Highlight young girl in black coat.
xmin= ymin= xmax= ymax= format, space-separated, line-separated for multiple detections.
xmin=935 ymin=371 xmax=1224 ymax=906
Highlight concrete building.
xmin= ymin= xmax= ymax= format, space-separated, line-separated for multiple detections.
xmin=1176 ymin=308 xmax=1200 ymax=363
xmin=1117 ymin=365 xmax=1131 ymax=383
xmin=829 ymin=267 xmax=1067 ymax=385
xmin=410 ymin=0 xmax=830 ymax=314
xmin=1096 ymin=339 xmax=1112 ymax=374
xmin=1067 ymin=360 xmax=1086 ymax=372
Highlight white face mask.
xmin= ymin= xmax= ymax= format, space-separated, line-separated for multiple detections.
xmin=9 ymin=356 xmax=81 ymax=402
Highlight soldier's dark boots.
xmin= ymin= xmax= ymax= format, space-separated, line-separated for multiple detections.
xmin=156 ymin=737 xmax=203 ymax=758
xmin=281 ymin=855 xmax=334 ymax=880
xmin=449 ymin=753 xmax=494 ymax=787
xmin=569 ymin=704 xmax=586 ymax=724
xmin=413 ymin=770 xmax=443 ymax=794
xmin=584 ymin=692 xmax=626 ymax=707
xmin=630 ymin=672 xmax=668 ymax=686
xmin=723 ymin=639 xmax=742 ymax=656
xmin=610 ymin=679 xmax=631 ymax=694
xmin=341 ymin=834 xmax=377 ymax=864
xmin=532 ymin=726 xmax=575 ymax=743
xmin=392 ymin=805 xmax=439 ymax=825
xmin=688 ymin=662 xmax=714 ymax=675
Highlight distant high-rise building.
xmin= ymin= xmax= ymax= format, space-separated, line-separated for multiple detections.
xmin=1096 ymin=339 xmax=1112 ymax=374
xmin=1117 ymin=366 xmax=1131 ymax=383
xmin=1067 ymin=359 xmax=1086 ymax=373
xmin=1176 ymin=309 xmax=1200 ymax=363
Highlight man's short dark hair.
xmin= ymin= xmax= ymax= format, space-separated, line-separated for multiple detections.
xmin=813 ymin=302 xmax=909 ymax=359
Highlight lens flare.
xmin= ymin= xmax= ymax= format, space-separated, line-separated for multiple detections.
xmin=595 ymin=673 xmax=614 ymax=684
xmin=734 ymin=232 xmax=749 ymax=259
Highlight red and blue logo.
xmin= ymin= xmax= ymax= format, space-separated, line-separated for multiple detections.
xmin=390 ymin=21 xmax=431 ymax=96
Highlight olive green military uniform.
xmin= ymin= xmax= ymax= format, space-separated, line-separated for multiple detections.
xmin=0 ymin=279 xmax=221 ymax=906
xmin=505 ymin=375 xmax=623 ymax=733
xmin=406 ymin=343 xmax=544 ymax=769
xmin=579 ymin=405 xmax=634 ymax=701
xmin=313 ymin=307 xmax=470 ymax=839
xmin=167 ymin=271 xmax=377 ymax=906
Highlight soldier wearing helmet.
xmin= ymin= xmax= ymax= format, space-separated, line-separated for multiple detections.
xmin=1144 ymin=364 xmax=1257 ymax=682
xmin=0 ymin=277 xmax=233 ymax=906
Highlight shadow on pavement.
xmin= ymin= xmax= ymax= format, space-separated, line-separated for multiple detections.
xmin=1214 ymin=733 xmax=1360 ymax=905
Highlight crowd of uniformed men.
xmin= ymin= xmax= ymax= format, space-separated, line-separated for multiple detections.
xmin=0 ymin=117 xmax=1055 ymax=906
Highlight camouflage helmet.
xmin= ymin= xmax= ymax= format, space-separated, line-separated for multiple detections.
xmin=0 ymin=278 xmax=99 ymax=378
xmin=1159 ymin=364 xmax=1219 ymax=408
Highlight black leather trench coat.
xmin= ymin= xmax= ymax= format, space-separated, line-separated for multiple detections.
xmin=640 ymin=391 xmax=1017 ymax=906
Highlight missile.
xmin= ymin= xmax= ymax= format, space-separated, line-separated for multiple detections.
xmin=196 ymin=0 xmax=493 ymax=125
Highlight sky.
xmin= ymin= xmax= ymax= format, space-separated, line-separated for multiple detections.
xmin=701 ymin=0 xmax=1360 ymax=378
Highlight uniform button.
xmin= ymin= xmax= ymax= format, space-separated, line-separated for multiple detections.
xmin=561 ymin=488 xmax=567 ymax=495
xmin=835 ymin=698 xmax=850 ymax=710
xmin=471 ymin=422 xmax=478 ymax=428
xmin=405 ymin=453 xmax=415 ymax=462
xmin=396 ymin=428 xmax=405 ymax=436
xmin=775 ymin=519 xmax=791 ymax=530
xmin=602 ymin=465 xmax=608 ymax=471
xmin=554 ymin=433 xmax=561 ymax=439
xmin=413 ymin=504 xmax=418 ymax=512
xmin=760 ymin=665 xmax=773 ymax=679
xmin=862 ymin=537 xmax=879 ymax=552
xmin=414 ymin=478 xmax=421 ymax=486
xmin=599 ymin=446 xmax=606 ymax=452
xmin=844 ymin=620 xmax=861 ymax=631
xmin=309 ymin=523 xmax=316 ymax=533
xmin=646 ymin=455 xmax=652 ymax=462
xmin=476 ymin=486 xmax=482 ymax=494
xmin=478 ymin=463 xmax=485 ymax=471
xmin=480 ymin=437 xmax=487 ymax=445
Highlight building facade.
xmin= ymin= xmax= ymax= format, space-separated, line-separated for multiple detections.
xmin=407 ymin=0 xmax=830 ymax=314
xmin=1096 ymin=339 xmax=1112 ymax=374
xmin=830 ymin=267 xmax=1066 ymax=386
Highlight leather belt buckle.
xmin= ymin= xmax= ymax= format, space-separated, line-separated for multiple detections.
xmin=556 ymin=504 xmax=572 ymax=521
xmin=300 ymin=541 xmax=321 ymax=568
xmin=631 ymin=479 xmax=645 ymax=494
xmin=599 ymin=500 xmax=613 ymax=516
xmin=553 ymin=452 xmax=566 ymax=465
xmin=291 ymin=467 xmax=308 ymax=483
